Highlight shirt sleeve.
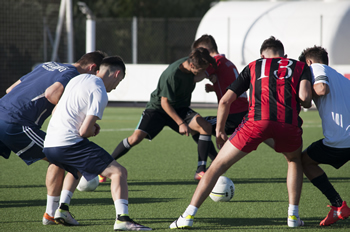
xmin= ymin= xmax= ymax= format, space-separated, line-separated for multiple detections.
xmin=87 ymin=87 xmax=108 ymax=120
xmin=310 ymin=64 xmax=329 ymax=85
xmin=227 ymin=65 xmax=251 ymax=97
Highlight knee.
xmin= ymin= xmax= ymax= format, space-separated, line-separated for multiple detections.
xmin=128 ymin=131 xmax=145 ymax=146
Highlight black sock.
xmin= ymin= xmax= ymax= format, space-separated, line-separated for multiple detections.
xmin=311 ymin=172 xmax=343 ymax=207
xmin=197 ymin=135 xmax=212 ymax=173
xmin=192 ymin=134 xmax=217 ymax=161
xmin=59 ymin=203 xmax=69 ymax=211
xmin=113 ymin=138 xmax=131 ymax=160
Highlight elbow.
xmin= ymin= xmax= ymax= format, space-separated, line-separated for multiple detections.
xmin=300 ymin=96 xmax=312 ymax=108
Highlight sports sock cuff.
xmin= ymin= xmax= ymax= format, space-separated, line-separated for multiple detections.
xmin=115 ymin=199 xmax=129 ymax=216
xmin=183 ymin=205 xmax=198 ymax=217
xmin=60 ymin=190 xmax=73 ymax=205
xmin=123 ymin=138 xmax=131 ymax=149
xmin=310 ymin=172 xmax=328 ymax=186
xmin=199 ymin=134 xmax=211 ymax=141
xmin=288 ymin=204 xmax=299 ymax=217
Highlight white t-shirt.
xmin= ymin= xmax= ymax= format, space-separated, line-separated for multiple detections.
xmin=44 ymin=74 xmax=108 ymax=147
xmin=311 ymin=63 xmax=350 ymax=148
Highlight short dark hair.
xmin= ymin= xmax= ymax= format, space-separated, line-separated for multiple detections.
xmin=100 ymin=56 xmax=126 ymax=75
xmin=191 ymin=34 xmax=218 ymax=53
xmin=299 ymin=46 xmax=329 ymax=65
xmin=188 ymin=47 xmax=217 ymax=69
xmin=260 ymin=36 xmax=284 ymax=55
xmin=76 ymin=50 xmax=107 ymax=70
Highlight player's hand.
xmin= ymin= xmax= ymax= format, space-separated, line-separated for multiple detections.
xmin=205 ymin=83 xmax=214 ymax=93
xmin=179 ymin=123 xmax=190 ymax=136
xmin=216 ymin=131 xmax=228 ymax=149
xmin=208 ymin=74 xmax=217 ymax=84
xmin=94 ymin=123 xmax=101 ymax=136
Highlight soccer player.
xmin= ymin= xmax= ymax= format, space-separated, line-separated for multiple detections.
xmin=43 ymin=56 xmax=152 ymax=231
xmin=0 ymin=51 xmax=106 ymax=225
xmin=169 ymin=36 xmax=313 ymax=229
xmin=298 ymin=46 xmax=350 ymax=226
xmin=190 ymin=34 xmax=249 ymax=180
xmin=111 ymin=48 xmax=217 ymax=178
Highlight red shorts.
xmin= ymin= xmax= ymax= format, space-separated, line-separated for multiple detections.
xmin=229 ymin=119 xmax=302 ymax=153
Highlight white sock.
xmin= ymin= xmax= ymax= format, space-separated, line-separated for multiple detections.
xmin=46 ymin=195 xmax=60 ymax=216
xmin=115 ymin=199 xmax=129 ymax=217
xmin=182 ymin=205 xmax=198 ymax=217
xmin=60 ymin=190 xmax=73 ymax=205
xmin=288 ymin=204 xmax=299 ymax=217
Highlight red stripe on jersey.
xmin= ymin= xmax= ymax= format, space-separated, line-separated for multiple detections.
xmin=261 ymin=58 xmax=272 ymax=120
xmin=248 ymin=61 xmax=257 ymax=120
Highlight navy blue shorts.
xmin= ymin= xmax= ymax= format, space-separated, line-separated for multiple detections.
xmin=307 ymin=139 xmax=350 ymax=169
xmin=0 ymin=119 xmax=46 ymax=165
xmin=43 ymin=138 xmax=114 ymax=181
xmin=136 ymin=107 xmax=198 ymax=140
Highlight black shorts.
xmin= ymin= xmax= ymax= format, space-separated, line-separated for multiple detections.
xmin=136 ymin=107 xmax=198 ymax=140
xmin=307 ymin=139 xmax=350 ymax=169
xmin=204 ymin=111 xmax=248 ymax=136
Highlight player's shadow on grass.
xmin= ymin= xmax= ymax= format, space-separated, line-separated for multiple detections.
xmin=0 ymin=197 xmax=178 ymax=209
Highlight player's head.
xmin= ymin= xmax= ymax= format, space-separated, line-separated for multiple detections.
xmin=299 ymin=46 xmax=329 ymax=66
xmin=188 ymin=47 xmax=217 ymax=75
xmin=75 ymin=50 xmax=108 ymax=74
xmin=98 ymin=56 xmax=126 ymax=92
xmin=260 ymin=36 xmax=285 ymax=58
xmin=191 ymin=34 xmax=218 ymax=54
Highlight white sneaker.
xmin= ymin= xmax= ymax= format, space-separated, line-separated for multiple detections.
xmin=54 ymin=208 xmax=79 ymax=226
xmin=288 ymin=215 xmax=304 ymax=227
xmin=169 ymin=215 xmax=194 ymax=229
xmin=42 ymin=213 xmax=56 ymax=225
xmin=114 ymin=215 xmax=152 ymax=231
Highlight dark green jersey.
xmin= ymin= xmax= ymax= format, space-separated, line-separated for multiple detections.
xmin=146 ymin=57 xmax=195 ymax=110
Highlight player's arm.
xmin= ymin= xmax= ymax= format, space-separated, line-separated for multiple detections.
xmin=161 ymin=96 xmax=190 ymax=136
xmin=45 ymin=82 xmax=65 ymax=105
xmin=313 ymin=82 xmax=330 ymax=96
xmin=79 ymin=115 xmax=100 ymax=138
xmin=298 ymin=79 xmax=313 ymax=108
xmin=6 ymin=79 xmax=21 ymax=93
xmin=193 ymin=71 xmax=207 ymax=83
xmin=216 ymin=89 xmax=237 ymax=149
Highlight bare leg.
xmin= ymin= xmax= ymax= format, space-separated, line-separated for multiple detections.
xmin=283 ymin=145 xmax=303 ymax=206
xmin=101 ymin=160 xmax=128 ymax=201
xmin=190 ymin=141 xmax=248 ymax=207
xmin=46 ymin=162 xmax=65 ymax=196
xmin=301 ymin=150 xmax=324 ymax=180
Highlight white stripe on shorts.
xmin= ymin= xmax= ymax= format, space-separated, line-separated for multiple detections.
xmin=16 ymin=141 xmax=35 ymax=156
xmin=22 ymin=126 xmax=44 ymax=148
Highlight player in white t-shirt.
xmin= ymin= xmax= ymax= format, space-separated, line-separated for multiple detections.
xmin=299 ymin=46 xmax=350 ymax=226
xmin=43 ymin=56 xmax=151 ymax=231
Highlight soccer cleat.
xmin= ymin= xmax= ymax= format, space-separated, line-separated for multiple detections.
xmin=54 ymin=208 xmax=79 ymax=226
xmin=320 ymin=201 xmax=350 ymax=226
xmin=114 ymin=214 xmax=152 ymax=231
xmin=42 ymin=212 xmax=57 ymax=225
xmin=287 ymin=215 xmax=304 ymax=227
xmin=169 ymin=215 xmax=194 ymax=229
xmin=99 ymin=175 xmax=107 ymax=183
xmin=194 ymin=171 xmax=205 ymax=181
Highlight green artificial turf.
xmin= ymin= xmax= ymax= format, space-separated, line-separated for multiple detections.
xmin=1 ymin=107 xmax=349 ymax=231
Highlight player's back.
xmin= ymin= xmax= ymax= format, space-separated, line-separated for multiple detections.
xmin=0 ymin=62 xmax=78 ymax=128
xmin=311 ymin=63 xmax=350 ymax=147
xmin=246 ymin=57 xmax=310 ymax=127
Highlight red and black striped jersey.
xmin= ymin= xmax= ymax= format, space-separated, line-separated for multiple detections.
xmin=228 ymin=57 xmax=311 ymax=127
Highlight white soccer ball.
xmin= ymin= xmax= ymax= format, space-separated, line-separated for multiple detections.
xmin=77 ymin=175 xmax=99 ymax=192
xmin=209 ymin=176 xmax=235 ymax=202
